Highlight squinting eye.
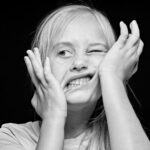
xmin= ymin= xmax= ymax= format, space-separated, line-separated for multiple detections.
xmin=57 ymin=50 xmax=72 ymax=58
xmin=88 ymin=49 xmax=106 ymax=53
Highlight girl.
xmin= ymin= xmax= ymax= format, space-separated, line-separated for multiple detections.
xmin=0 ymin=4 xmax=150 ymax=150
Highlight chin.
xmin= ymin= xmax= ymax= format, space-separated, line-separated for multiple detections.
xmin=66 ymin=91 xmax=91 ymax=104
xmin=66 ymin=87 xmax=101 ymax=105
xmin=66 ymin=91 xmax=101 ymax=112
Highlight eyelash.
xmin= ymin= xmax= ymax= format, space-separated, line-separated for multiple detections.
xmin=88 ymin=50 xmax=106 ymax=53
xmin=57 ymin=49 xmax=106 ymax=58
xmin=58 ymin=50 xmax=65 ymax=55
xmin=57 ymin=50 xmax=72 ymax=57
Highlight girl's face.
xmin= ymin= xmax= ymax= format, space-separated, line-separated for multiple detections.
xmin=50 ymin=14 xmax=107 ymax=106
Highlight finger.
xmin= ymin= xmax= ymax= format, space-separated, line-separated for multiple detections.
xmin=117 ymin=21 xmax=129 ymax=47
xmin=24 ymin=56 xmax=38 ymax=89
xmin=128 ymin=39 xmax=144 ymax=62
xmin=137 ymin=39 xmax=144 ymax=57
xmin=27 ymin=50 xmax=43 ymax=79
xmin=25 ymin=55 xmax=46 ymax=103
xmin=126 ymin=39 xmax=140 ymax=57
xmin=44 ymin=57 xmax=53 ymax=84
xmin=27 ymin=50 xmax=47 ymax=88
xmin=125 ymin=20 xmax=140 ymax=47
xmin=33 ymin=47 xmax=43 ymax=67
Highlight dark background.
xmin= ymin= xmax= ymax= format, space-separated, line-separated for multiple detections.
xmin=1 ymin=0 xmax=150 ymax=139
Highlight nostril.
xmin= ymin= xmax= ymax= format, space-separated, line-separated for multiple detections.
xmin=70 ymin=65 xmax=87 ymax=72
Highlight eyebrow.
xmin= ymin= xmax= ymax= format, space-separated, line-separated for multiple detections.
xmin=53 ymin=42 xmax=73 ymax=49
xmin=53 ymin=41 xmax=107 ymax=49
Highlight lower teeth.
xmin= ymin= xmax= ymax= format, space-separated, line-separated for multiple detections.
xmin=68 ymin=84 xmax=80 ymax=89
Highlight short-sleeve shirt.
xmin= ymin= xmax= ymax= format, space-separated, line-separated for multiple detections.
xmin=0 ymin=121 xmax=89 ymax=150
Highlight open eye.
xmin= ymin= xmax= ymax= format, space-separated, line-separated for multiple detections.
xmin=57 ymin=50 xmax=72 ymax=58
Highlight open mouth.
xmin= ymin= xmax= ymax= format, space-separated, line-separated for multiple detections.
xmin=64 ymin=73 xmax=94 ymax=92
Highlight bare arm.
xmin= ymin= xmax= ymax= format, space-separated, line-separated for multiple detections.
xmin=100 ymin=73 xmax=150 ymax=150
xmin=99 ymin=20 xmax=150 ymax=150
xmin=36 ymin=113 xmax=66 ymax=150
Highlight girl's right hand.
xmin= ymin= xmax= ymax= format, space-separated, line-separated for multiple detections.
xmin=24 ymin=48 xmax=67 ymax=120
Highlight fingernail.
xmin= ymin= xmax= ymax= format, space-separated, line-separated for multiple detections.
xmin=33 ymin=47 xmax=36 ymax=52
xmin=120 ymin=21 xmax=123 ymax=24
xmin=26 ymin=50 xmax=30 ymax=54
xmin=46 ymin=57 xmax=50 ymax=63
xmin=131 ymin=20 xmax=136 ymax=25
xmin=34 ymin=47 xmax=38 ymax=50
xmin=132 ymin=20 xmax=136 ymax=23
xmin=24 ymin=56 xmax=27 ymax=62
xmin=130 ymin=21 xmax=133 ymax=29
xmin=120 ymin=21 xmax=124 ymax=26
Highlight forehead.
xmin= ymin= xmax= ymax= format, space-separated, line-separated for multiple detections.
xmin=57 ymin=13 xmax=106 ymax=45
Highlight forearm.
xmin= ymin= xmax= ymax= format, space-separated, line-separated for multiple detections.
xmin=100 ymin=73 xmax=150 ymax=150
xmin=36 ymin=114 xmax=66 ymax=150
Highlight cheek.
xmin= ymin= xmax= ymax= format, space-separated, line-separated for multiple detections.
xmin=89 ymin=55 xmax=105 ymax=68
xmin=50 ymin=59 xmax=70 ymax=82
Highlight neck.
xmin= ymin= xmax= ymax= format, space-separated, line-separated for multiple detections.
xmin=64 ymin=101 xmax=97 ymax=139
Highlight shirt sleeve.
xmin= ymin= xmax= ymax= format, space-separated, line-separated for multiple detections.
xmin=0 ymin=122 xmax=38 ymax=150
xmin=0 ymin=124 xmax=25 ymax=150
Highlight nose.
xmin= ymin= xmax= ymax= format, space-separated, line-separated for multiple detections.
xmin=70 ymin=55 xmax=88 ymax=72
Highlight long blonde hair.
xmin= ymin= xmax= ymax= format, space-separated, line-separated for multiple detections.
xmin=31 ymin=4 xmax=116 ymax=150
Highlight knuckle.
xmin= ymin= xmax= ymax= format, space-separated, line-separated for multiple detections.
xmin=120 ymin=33 xmax=128 ymax=40
xmin=132 ymin=34 xmax=139 ymax=41
xmin=118 ymin=34 xmax=128 ymax=45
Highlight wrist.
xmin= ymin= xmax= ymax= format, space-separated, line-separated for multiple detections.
xmin=43 ymin=110 xmax=67 ymax=122
xmin=42 ymin=113 xmax=66 ymax=129
xmin=42 ymin=107 xmax=67 ymax=120
xmin=99 ymin=70 xmax=124 ymax=82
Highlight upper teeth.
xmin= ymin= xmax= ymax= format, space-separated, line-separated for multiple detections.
xmin=67 ymin=77 xmax=90 ymax=89
xmin=69 ymin=77 xmax=90 ymax=85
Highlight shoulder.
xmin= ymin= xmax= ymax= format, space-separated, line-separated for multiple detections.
xmin=0 ymin=121 xmax=40 ymax=150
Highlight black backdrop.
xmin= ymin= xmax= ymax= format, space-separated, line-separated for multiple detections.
xmin=1 ymin=0 xmax=150 ymax=139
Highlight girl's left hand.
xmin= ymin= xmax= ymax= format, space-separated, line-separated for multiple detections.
xmin=99 ymin=20 xmax=144 ymax=81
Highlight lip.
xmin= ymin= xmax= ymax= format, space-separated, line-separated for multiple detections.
xmin=62 ymin=71 xmax=97 ymax=93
